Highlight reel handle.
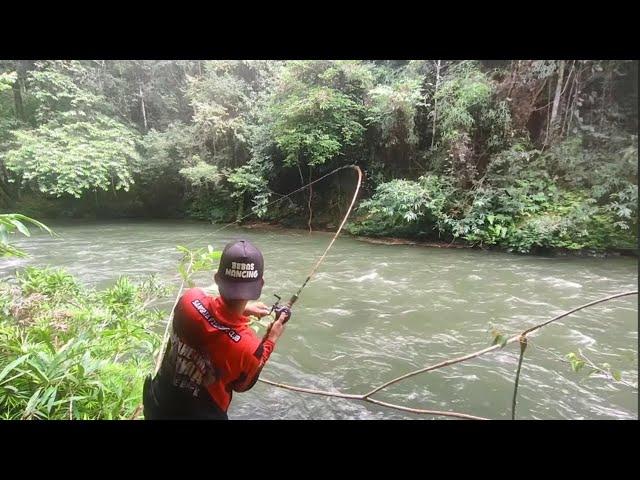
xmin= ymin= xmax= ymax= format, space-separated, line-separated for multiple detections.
xmin=270 ymin=293 xmax=292 ymax=324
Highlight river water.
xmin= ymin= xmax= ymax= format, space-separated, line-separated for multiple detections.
xmin=1 ymin=220 xmax=637 ymax=420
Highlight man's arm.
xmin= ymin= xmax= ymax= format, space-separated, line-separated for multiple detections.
xmin=230 ymin=312 xmax=288 ymax=392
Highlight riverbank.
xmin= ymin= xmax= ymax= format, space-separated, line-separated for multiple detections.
xmin=236 ymin=220 xmax=639 ymax=258
xmin=10 ymin=212 xmax=638 ymax=259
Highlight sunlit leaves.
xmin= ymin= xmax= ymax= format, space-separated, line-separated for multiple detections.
xmin=4 ymin=115 xmax=140 ymax=197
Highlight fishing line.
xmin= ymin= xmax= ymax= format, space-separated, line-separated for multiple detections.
xmin=153 ymin=164 xmax=363 ymax=375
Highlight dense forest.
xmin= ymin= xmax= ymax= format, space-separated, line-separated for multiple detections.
xmin=0 ymin=60 xmax=637 ymax=253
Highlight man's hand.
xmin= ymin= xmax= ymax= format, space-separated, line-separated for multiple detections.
xmin=265 ymin=310 xmax=289 ymax=343
xmin=244 ymin=302 xmax=271 ymax=318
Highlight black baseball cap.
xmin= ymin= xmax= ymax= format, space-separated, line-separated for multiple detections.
xmin=214 ymin=239 xmax=265 ymax=300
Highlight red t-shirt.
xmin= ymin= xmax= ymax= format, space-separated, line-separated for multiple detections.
xmin=159 ymin=288 xmax=275 ymax=413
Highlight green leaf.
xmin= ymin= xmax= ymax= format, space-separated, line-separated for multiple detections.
xmin=176 ymin=245 xmax=190 ymax=255
xmin=491 ymin=332 xmax=506 ymax=347
xmin=178 ymin=263 xmax=187 ymax=281
xmin=43 ymin=386 xmax=58 ymax=414
xmin=0 ymin=354 xmax=30 ymax=383
xmin=25 ymin=359 xmax=49 ymax=384
xmin=10 ymin=219 xmax=31 ymax=237
xmin=11 ymin=215 xmax=53 ymax=235
xmin=0 ymin=225 xmax=8 ymax=244
xmin=51 ymin=395 xmax=88 ymax=406
xmin=570 ymin=359 xmax=585 ymax=372
xmin=611 ymin=370 xmax=622 ymax=382
xmin=23 ymin=387 xmax=43 ymax=418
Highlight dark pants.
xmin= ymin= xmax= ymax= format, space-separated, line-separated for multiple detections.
xmin=143 ymin=375 xmax=228 ymax=420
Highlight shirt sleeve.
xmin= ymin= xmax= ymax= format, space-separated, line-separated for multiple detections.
xmin=229 ymin=338 xmax=276 ymax=392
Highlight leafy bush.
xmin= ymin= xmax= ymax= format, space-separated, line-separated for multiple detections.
xmin=0 ymin=267 xmax=163 ymax=419
xmin=348 ymin=175 xmax=458 ymax=238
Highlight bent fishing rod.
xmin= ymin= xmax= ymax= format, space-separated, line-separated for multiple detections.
xmin=269 ymin=164 xmax=363 ymax=319
xmin=154 ymin=164 xmax=363 ymax=374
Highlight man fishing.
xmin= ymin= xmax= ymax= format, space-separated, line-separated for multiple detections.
xmin=143 ymin=239 xmax=290 ymax=420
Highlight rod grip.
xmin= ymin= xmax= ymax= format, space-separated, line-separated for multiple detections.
xmin=287 ymin=294 xmax=298 ymax=307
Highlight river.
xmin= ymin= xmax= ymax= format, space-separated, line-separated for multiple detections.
xmin=1 ymin=219 xmax=637 ymax=419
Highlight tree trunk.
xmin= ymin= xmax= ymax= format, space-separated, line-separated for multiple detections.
xmin=431 ymin=60 xmax=441 ymax=150
xmin=231 ymin=132 xmax=236 ymax=167
xmin=10 ymin=60 xmax=34 ymax=122
xmin=139 ymin=82 xmax=148 ymax=132
xmin=236 ymin=194 xmax=245 ymax=223
xmin=566 ymin=67 xmax=583 ymax=136
xmin=307 ymin=166 xmax=313 ymax=233
xmin=549 ymin=60 xmax=565 ymax=132
xmin=600 ymin=64 xmax=611 ymax=127
xmin=13 ymin=79 xmax=24 ymax=121
xmin=542 ymin=81 xmax=552 ymax=149
xmin=0 ymin=164 xmax=14 ymax=208
xmin=561 ymin=69 xmax=577 ymax=137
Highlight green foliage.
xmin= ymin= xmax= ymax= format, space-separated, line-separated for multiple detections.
xmin=0 ymin=214 xmax=53 ymax=258
xmin=1 ymin=61 xmax=142 ymax=199
xmin=566 ymin=352 xmax=586 ymax=372
xmin=366 ymin=77 xmax=423 ymax=147
xmin=179 ymin=159 xmax=221 ymax=188
xmin=489 ymin=327 xmax=509 ymax=348
xmin=542 ymin=132 xmax=638 ymax=234
xmin=141 ymin=121 xmax=199 ymax=182
xmin=272 ymin=87 xmax=365 ymax=167
xmin=436 ymin=62 xmax=495 ymax=142
xmin=453 ymin=181 xmax=634 ymax=253
xmin=4 ymin=115 xmax=140 ymax=197
xmin=225 ymin=159 xmax=272 ymax=218
xmin=16 ymin=266 xmax=79 ymax=299
xmin=100 ymin=277 xmax=137 ymax=316
xmin=349 ymin=175 xmax=456 ymax=238
xmin=565 ymin=352 xmax=623 ymax=383
xmin=432 ymin=62 xmax=513 ymax=183
xmin=27 ymin=62 xmax=111 ymax=123
xmin=186 ymin=61 xmax=281 ymax=167
xmin=354 ymin=168 xmax=636 ymax=253
xmin=0 ymin=267 xmax=163 ymax=419
xmin=184 ymin=191 xmax=235 ymax=223
xmin=176 ymin=244 xmax=222 ymax=287
xmin=0 ymin=72 xmax=16 ymax=93
xmin=0 ymin=59 xmax=636 ymax=254
xmin=270 ymin=61 xmax=371 ymax=167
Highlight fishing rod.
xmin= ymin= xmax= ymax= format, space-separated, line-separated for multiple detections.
xmin=153 ymin=164 xmax=363 ymax=375
xmin=186 ymin=164 xmax=362 ymax=312
xmin=271 ymin=165 xmax=363 ymax=317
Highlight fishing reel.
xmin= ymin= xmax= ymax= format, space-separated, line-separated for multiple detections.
xmin=270 ymin=294 xmax=292 ymax=324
